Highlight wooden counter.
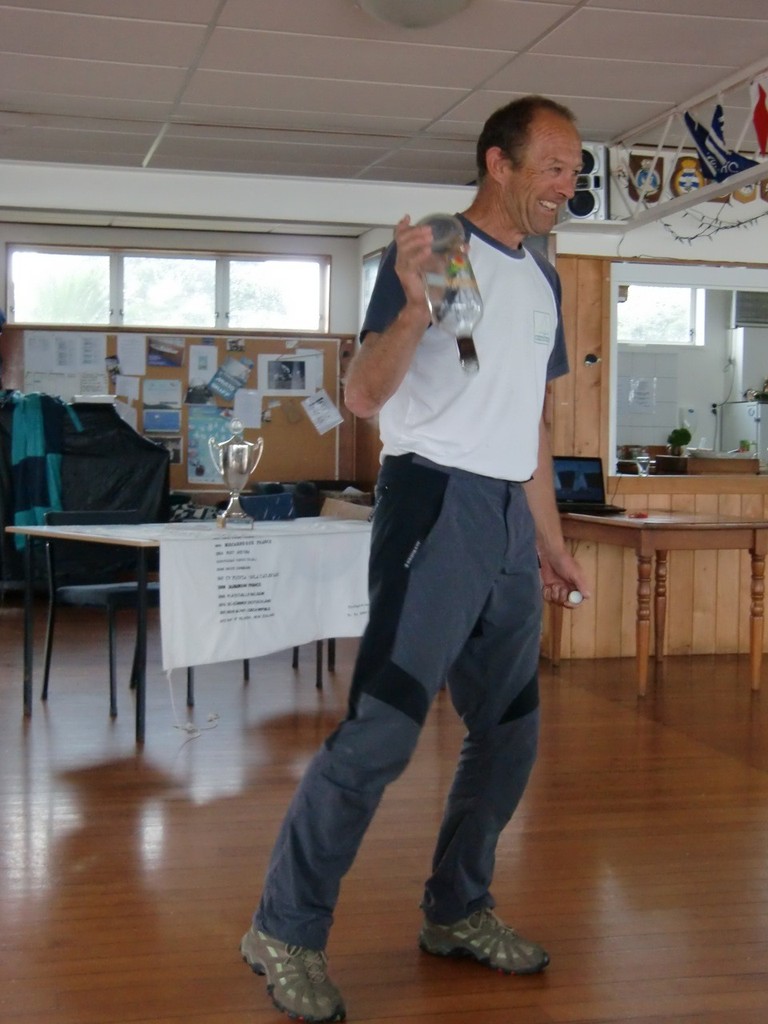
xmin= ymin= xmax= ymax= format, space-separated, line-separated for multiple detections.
xmin=550 ymin=510 xmax=768 ymax=694
xmin=547 ymin=473 xmax=768 ymax=663
xmin=655 ymin=453 xmax=760 ymax=475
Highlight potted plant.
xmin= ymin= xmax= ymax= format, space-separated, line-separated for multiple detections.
xmin=667 ymin=426 xmax=692 ymax=456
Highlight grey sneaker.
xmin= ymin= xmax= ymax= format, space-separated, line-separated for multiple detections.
xmin=419 ymin=908 xmax=549 ymax=975
xmin=240 ymin=926 xmax=346 ymax=1022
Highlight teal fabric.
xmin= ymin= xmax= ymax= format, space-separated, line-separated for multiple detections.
xmin=10 ymin=392 xmax=82 ymax=547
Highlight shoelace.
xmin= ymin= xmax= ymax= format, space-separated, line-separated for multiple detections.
xmin=468 ymin=909 xmax=500 ymax=931
xmin=286 ymin=945 xmax=328 ymax=983
xmin=468 ymin=910 xmax=521 ymax=947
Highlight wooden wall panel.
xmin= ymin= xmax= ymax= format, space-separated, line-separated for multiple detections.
xmin=547 ymin=254 xmax=768 ymax=662
xmin=692 ymin=493 xmax=718 ymax=655
xmin=551 ymin=255 xmax=609 ymax=458
xmin=619 ymin=547 xmax=638 ymax=657
xmin=552 ymin=483 xmax=768 ymax=661
xmin=715 ymin=493 xmax=742 ymax=653
xmin=550 ymin=257 xmax=578 ymax=454
xmin=593 ymin=543 xmax=623 ymax=657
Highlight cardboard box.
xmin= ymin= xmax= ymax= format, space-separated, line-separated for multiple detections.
xmin=321 ymin=497 xmax=373 ymax=520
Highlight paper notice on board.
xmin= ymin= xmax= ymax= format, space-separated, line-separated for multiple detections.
xmin=302 ymin=389 xmax=343 ymax=435
xmin=78 ymin=371 xmax=109 ymax=395
xmin=209 ymin=355 xmax=254 ymax=400
xmin=115 ymin=375 xmax=140 ymax=402
xmin=24 ymin=331 xmax=106 ymax=374
xmin=23 ymin=370 xmax=107 ymax=399
xmin=143 ymin=378 xmax=182 ymax=408
xmin=233 ymin=388 xmax=263 ymax=428
xmin=115 ymin=399 xmax=138 ymax=430
xmin=24 ymin=371 xmax=79 ymax=399
xmin=117 ymin=334 xmax=147 ymax=376
xmin=79 ymin=334 xmax=107 ymax=371
xmin=188 ymin=344 xmax=217 ymax=384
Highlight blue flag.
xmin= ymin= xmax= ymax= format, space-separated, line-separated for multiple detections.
xmin=683 ymin=104 xmax=757 ymax=183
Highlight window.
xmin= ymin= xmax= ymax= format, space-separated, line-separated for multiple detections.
xmin=7 ymin=247 xmax=330 ymax=331
xmin=123 ymin=255 xmax=216 ymax=328
xmin=617 ymin=283 xmax=704 ymax=346
xmin=10 ymin=251 xmax=110 ymax=324
xmin=228 ymin=258 xmax=326 ymax=331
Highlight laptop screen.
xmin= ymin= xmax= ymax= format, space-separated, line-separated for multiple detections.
xmin=553 ymin=456 xmax=607 ymax=505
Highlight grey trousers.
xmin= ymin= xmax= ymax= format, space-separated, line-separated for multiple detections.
xmin=255 ymin=454 xmax=543 ymax=950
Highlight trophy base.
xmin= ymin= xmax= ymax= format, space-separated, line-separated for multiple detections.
xmin=216 ymin=494 xmax=253 ymax=529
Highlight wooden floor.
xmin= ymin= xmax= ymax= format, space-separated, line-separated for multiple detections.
xmin=2 ymin=595 xmax=768 ymax=1024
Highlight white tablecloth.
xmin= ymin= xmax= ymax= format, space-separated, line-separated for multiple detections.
xmin=159 ymin=518 xmax=371 ymax=672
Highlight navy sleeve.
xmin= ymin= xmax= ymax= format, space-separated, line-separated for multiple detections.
xmin=360 ymin=241 xmax=406 ymax=340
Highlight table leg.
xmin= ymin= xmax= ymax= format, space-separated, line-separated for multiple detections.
xmin=23 ymin=535 xmax=34 ymax=717
xmin=315 ymin=640 xmax=323 ymax=690
xmin=135 ymin=549 xmax=148 ymax=744
xmin=749 ymin=549 xmax=765 ymax=692
xmin=654 ymin=549 xmax=668 ymax=663
xmin=636 ymin=553 xmax=652 ymax=697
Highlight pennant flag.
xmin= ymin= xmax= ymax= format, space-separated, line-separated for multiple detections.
xmin=683 ymin=104 xmax=758 ymax=182
xmin=751 ymin=75 xmax=768 ymax=155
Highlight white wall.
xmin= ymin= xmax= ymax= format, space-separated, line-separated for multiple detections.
xmin=2 ymin=159 xmax=767 ymax=335
xmin=0 ymin=161 xmax=474 ymax=336
xmin=556 ymin=187 xmax=768 ymax=265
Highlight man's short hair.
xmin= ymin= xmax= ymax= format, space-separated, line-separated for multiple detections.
xmin=476 ymin=95 xmax=577 ymax=181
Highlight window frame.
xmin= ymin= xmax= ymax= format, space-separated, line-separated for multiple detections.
xmin=6 ymin=244 xmax=331 ymax=333
xmin=616 ymin=282 xmax=704 ymax=348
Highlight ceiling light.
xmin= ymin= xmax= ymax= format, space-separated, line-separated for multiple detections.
xmin=357 ymin=0 xmax=473 ymax=29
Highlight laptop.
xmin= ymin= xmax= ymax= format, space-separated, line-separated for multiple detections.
xmin=553 ymin=455 xmax=624 ymax=516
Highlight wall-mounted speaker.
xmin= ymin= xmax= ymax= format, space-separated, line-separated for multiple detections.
xmin=566 ymin=144 xmax=609 ymax=221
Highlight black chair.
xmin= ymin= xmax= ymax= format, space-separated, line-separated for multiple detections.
xmin=41 ymin=509 xmax=160 ymax=717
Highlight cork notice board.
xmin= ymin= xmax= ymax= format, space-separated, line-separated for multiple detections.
xmin=1 ymin=327 xmax=355 ymax=492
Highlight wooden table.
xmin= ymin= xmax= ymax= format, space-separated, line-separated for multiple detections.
xmin=550 ymin=511 xmax=768 ymax=696
xmin=7 ymin=519 xmax=371 ymax=743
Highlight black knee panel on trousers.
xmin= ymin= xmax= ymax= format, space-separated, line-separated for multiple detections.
xmin=357 ymin=661 xmax=430 ymax=727
xmin=498 ymin=672 xmax=539 ymax=724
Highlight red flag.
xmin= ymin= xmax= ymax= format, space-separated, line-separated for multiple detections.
xmin=751 ymin=76 xmax=768 ymax=155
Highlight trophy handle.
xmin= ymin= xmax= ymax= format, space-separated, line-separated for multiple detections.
xmin=208 ymin=435 xmax=223 ymax=476
xmin=248 ymin=436 xmax=265 ymax=473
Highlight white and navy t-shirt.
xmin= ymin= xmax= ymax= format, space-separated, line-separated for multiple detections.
xmin=361 ymin=216 xmax=569 ymax=482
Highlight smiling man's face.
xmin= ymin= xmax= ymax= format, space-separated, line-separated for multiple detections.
xmin=500 ymin=110 xmax=583 ymax=242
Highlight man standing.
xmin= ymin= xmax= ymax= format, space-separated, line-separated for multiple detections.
xmin=241 ymin=94 xmax=590 ymax=1023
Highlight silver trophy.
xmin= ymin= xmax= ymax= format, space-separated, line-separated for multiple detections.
xmin=208 ymin=419 xmax=264 ymax=528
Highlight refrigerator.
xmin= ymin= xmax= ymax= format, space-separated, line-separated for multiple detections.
xmin=719 ymin=401 xmax=767 ymax=456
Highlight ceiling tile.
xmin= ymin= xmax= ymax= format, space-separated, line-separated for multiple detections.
xmin=0 ymin=0 xmax=763 ymax=190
